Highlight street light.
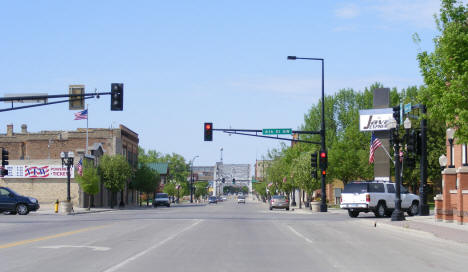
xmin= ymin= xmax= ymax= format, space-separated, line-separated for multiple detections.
xmin=190 ymin=155 xmax=199 ymax=203
xmin=446 ymin=128 xmax=455 ymax=168
xmin=388 ymin=118 xmax=405 ymax=221
xmin=287 ymin=55 xmax=327 ymax=212
xmin=60 ymin=151 xmax=75 ymax=213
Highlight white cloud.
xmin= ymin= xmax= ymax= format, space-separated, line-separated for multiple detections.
xmin=334 ymin=3 xmax=360 ymax=19
xmin=371 ymin=0 xmax=441 ymax=28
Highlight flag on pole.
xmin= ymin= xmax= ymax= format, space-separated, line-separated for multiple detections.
xmin=77 ymin=158 xmax=83 ymax=176
xmin=74 ymin=109 xmax=88 ymax=120
xmin=369 ymin=133 xmax=382 ymax=164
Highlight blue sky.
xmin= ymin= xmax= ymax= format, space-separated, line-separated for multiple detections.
xmin=0 ymin=0 xmax=443 ymax=168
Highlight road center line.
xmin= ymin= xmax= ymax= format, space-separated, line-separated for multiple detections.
xmin=287 ymin=225 xmax=314 ymax=244
xmin=103 ymin=219 xmax=203 ymax=272
xmin=0 ymin=225 xmax=109 ymax=250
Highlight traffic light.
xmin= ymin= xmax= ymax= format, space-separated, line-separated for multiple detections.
xmin=232 ymin=178 xmax=235 ymax=184
xmin=311 ymin=152 xmax=318 ymax=179
xmin=111 ymin=83 xmax=124 ymax=111
xmin=1 ymin=148 xmax=8 ymax=176
xmin=393 ymin=105 xmax=400 ymax=125
xmin=69 ymin=85 xmax=85 ymax=110
xmin=407 ymin=130 xmax=416 ymax=153
xmin=222 ymin=178 xmax=225 ymax=183
xmin=2 ymin=148 xmax=8 ymax=167
xmin=405 ymin=156 xmax=416 ymax=169
xmin=204 ymin=122 xmax=213 ymax=141
xmin=319 ymin=150 xmax=327 ymax=170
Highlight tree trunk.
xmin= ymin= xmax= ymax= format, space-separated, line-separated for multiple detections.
xmin=87 ymin=195 xmax=91 ymax=211
xmin=119 ymin=190 xmax=125 ymax=208
xmin=110 ymin=192 xmax=114 ymax=209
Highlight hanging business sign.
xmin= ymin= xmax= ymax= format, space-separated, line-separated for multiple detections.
xmin=359 ymin=108 xmax=393 ymax=131
xmin=4 ymin=165 xmax=75 ymax=179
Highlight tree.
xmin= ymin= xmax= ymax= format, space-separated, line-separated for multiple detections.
xmin=291 ymin=152 xmax=320 ymax=201
xmin=134 ymin=164 xmax=160 ymax=206
xmin=416 ymin=0 xmax=468 ymax=144
xmin=163 ymin=182 xmax=177 ymax=201
xmin=76 ymin=159 xmax=100 ymax=210
xmin=99 ymin=154 xmax=133 ymax=208
xmin=194 ymin=181 xmax=208 ymax=200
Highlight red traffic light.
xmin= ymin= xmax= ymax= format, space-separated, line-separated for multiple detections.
xmin=322 ymin=170 xmax=326 ymax=175
xmin=204 ymin=122 xmax=213 ymax=141
xmin=320 ymin=152 xmax=326 ymax=158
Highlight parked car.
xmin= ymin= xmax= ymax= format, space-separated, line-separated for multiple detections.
xmin=208 ymin=196 xmax=218 ymax=204
xmin=269 ymin=195 xmax=289 ymax=210
xmin=237 ymin=195 xmax=245 ymax=204
xmin=153 ymin=193 xmax=170 ymax=207
xmin=0 ymin=187 xmax=40 ymax=215
xmin=217 ymin=196 xmax=223 ymax=202
xmin=221 ymin=196 xmax=227 ymax=201
xmin=340 ymin=181 xmax=420 ymax=218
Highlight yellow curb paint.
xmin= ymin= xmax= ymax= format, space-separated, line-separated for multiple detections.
xmin=0 ymin=225 xmax=109 ymax=250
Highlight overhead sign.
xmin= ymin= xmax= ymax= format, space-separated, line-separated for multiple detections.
xmin=262 ymin=128 xmax=292 ymax=135
xmin=359 ymin=108 xmax=393 ymax=131
xmin=4 ymin=93 xmax=48 ymax=103
xmin=4 ymin=165 xmax=75 ymax=179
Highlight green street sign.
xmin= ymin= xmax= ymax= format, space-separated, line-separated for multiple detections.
xmin=262 ymin=128 xmax=292 ymax=135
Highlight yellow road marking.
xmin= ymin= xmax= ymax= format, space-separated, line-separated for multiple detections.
xmin=0 ymin=225 xmax=109 ymax=249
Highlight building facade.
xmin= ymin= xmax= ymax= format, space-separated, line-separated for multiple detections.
xmin=435 ymin=138 xmax=468 ymax=224
xmin=0 ymin=124 xmax=139 ymax=208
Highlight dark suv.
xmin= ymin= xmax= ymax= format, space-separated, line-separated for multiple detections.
xmin=0 ymin=187 xmax=40 ymax=215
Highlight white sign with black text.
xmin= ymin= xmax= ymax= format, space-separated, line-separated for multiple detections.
xmin=359 ymin=108 xmax=393 ymax=131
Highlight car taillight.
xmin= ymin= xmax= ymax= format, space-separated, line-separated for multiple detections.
xmin=366 ymin=194 xmax=370 ymax=202
xmin=285 ymin=199 xmax=289 ymax=203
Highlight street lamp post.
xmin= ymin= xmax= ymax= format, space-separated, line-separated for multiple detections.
xmin=388 ymin=119 xmax=405 ymax=221
xmin=287 ymin=56 xmax=327 ymax=212
xmin=60 ymin=151 xmax=75 ymax=202
xmin=447 ymin=128 xmax=455 ymax=168
xmin=190 ymin=155 xmax=199 ymax=203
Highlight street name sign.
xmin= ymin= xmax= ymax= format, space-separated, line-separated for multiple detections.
xmin=404 ymin=103 xmax=412 ymax=114
xmin=262 ymin=128 xmax=292 ymax=135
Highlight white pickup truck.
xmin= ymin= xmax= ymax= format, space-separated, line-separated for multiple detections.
xmin=340 ymin=181 xmax=419 ymax=218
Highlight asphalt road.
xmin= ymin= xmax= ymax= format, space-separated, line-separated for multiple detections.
xmin=1 ymin=198 xmax=467 ymax=272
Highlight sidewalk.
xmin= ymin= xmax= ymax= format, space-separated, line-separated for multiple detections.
xmin=36 ymin=201 xmax=203 ymax=215
xmin=287 ymin=204 xmax=468 ymax=244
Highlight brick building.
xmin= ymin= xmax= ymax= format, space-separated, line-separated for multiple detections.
xmin=435 ymin=136 xmax=468 ymax=225
xmin=0 ymin=123 xmax=139 ymax=208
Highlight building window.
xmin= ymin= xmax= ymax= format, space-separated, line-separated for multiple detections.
xmin=463 ymin=144 xmax=467 ymax=166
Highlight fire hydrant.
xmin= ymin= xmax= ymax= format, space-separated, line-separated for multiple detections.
xmin=54 ymin=199 xmax=59 ymax=213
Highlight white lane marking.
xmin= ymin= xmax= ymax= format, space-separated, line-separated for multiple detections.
xmin=287 ymin=225 xmax=314 ymax=244
xmin=103 ymin=220 xmax=202 ymax=272
xmin=39 ymin=245 xmax=110 ymax=251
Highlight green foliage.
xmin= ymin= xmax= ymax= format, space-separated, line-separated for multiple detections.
xmin=139 ymin=147 xmax=190 ymax=184
xmin=291 ymin=152 xmax=320 ymax=195
xmin=416 ymin=0 xmax=468 ymax=144
xmin=134 ymin=164 xmax=160 ymax=194
xmin=163 ymin=182 xmax=177 ymax=197
xmin=99 ymin=154 xmax=133 ymax=193
xmin=194 ymin=181 xmax=208 ymax=198
xmin=76 ymin=159 xmax=100 ymax=195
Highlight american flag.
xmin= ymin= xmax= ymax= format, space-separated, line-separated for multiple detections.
xmin=77 ymin=158 xmax=83 ymax=176
xmin=74 ymin=109 xmax=88 ymax=120
xmin=369 ymin=133 xmax=382 ymax=164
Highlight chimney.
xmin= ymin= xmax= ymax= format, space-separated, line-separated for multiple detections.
xmin=7 ymin=124 xmax=13 ymax=136
xmin=21 ymin=124 xmax=27 ymax=133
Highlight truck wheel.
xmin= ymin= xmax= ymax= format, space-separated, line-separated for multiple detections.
xmin=374 ymin=202 xmax=386 ymax=218
xmin=407 ymin=202 xmax=419 ymax=216
xmin=348 ymin=210 xmax=359 ymax=218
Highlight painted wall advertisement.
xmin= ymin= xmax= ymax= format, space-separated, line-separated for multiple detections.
xmin=4 ymin=165 xmax=75 ymax=179
xmin=359 ymin=108 xmax=393 ymax=131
